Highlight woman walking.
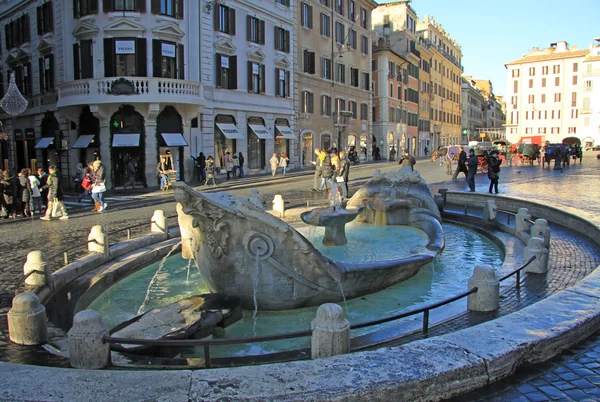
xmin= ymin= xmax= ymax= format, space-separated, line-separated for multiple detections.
xmin=278 ymin=152 xmax=289 ymax=177
xmin=205 ymin=156 xmax=217 ymax=186
xmin=28 ymin=169 xmax=43 ymax=213
xmin=269 ymin=153 xmax=279 ymax=177
xmin=486 ymin=150 xmax=502 ymax=194
xmin=40 ymin=166 xmax=69 ymax=220
xmin=91 ymin=160 xmax=107 ymax=212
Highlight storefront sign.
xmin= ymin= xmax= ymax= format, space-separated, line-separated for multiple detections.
xmin=252 ymin=63 xmax=259 ymax=75
xmin=161 ymin=43 xmax=176 ymax=58
xmin=221 ymin=55 xmax=229 ymax=69
xmin=279 ymin=70 xmax=285 ymax=80
xmin=25 ymin=128 xmax=35 ymax=139
xmin=112 ymin=133 xmax=141 ymax=147
xmin=115 ymin=40 xmax=136 ymax=55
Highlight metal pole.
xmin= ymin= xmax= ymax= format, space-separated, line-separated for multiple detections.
xmin=422 ymin=310 xmax=429 ymax=334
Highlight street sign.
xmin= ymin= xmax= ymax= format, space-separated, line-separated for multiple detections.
xmin=480 ymin=133 xmax=486 ymax=138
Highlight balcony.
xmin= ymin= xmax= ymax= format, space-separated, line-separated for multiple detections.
xmin=57 ymin=77 xmax=205 ymax=109
xmin=334 ymin=111 xmax=354 ymax=127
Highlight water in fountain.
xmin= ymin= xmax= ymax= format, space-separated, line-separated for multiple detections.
xmin=137 ymin=242 xmax=181 ymax=315
xmin=252 ymin=248 xmax=260 ymax=336
xmin=337 ymin=281 xmax=349 ymax=313
xmin=185 ymin=258 xmax=192 ymax=283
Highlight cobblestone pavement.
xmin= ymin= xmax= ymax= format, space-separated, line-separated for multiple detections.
xmin=0 ymin=153 xmax=599 ymax=396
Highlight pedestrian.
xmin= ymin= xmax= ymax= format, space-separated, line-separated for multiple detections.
xmin=321 ymin=148 xmax=337 ymax=192
xmin=224 ymin=151 xmax=233 ymax=180
xmin=453 ymin=146 xmax=468 ymax=180
xmin=279 ymin=152 xmax=289 ymax=177
xmin=28 ymin=169 xmax=43 ymax=213
xmin=445 ymin=152 xmax=454 ymax=175
xmin=198 ymin=152 xmax=207 ymax=183
xmin=78 ymin=162 xmax=94 ymax=203
xmin=1 ymin=171 xmax=15 ymax=218
xmin=205 ymin=156 xmax=217 ymax=186
xmin=486 ymin=150 xmax=502 ymax=194
xmin=466 ymin=149 xmax=478 ymax=192
xmin=374 ymin=146 xmax=381 ymax=161
xmin=398 ymin=150 xmax=416 ymax=171
xmin=18 ymin=168 xmax=33 ymax=217
xmin=156 ymin=155 xmax=171 ymax=190
xmin=238 ymin=152 xmax=245 ymax=178
xmin=231 ymin=153 xmax=239 ymax=178
xmin=269 ymin=153 xmax=279 ymax=177
xmin=37 ymin=167 xmax=49 ymax=207
xmin=424 ymin=146 xmax=429 ymax=156
xmin=312 ymin=148 xmax=325 ymax=191
xmin=0 ymin=172 xmax=7 ymax=219
xmin=40 ymin=165 xmax=69 ymax=220
xmin=337 ymin=150 xmax=350 ymax=199
xmin=124 ymin=158 xmax=136 ymax=190
xmin=91 ymin=160 xmax=107 ymax=212
xmin=389 ymin=146 xmax=396 ymax=162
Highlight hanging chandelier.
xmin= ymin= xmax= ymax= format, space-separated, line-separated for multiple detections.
xmin=0 ymin=72 xmax=28 ymax=116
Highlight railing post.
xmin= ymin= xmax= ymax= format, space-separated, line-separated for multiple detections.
xmin=422 ymin=310 xmax=430 ymax=334
xmin=204 ymin=344 xmax=212 ymax=369
xmin=524 ymin=237 xmax=549 ymax=274
xmin=530 ymin=219 xmax=551 ymax=249
xmin=23 ymin=251 xmax=52 ymax=287
xmin=127 ymin=228 xmax=131 ymax=240
xmin=88 ymin=225 xmax=108 ymax=257
xmin=8 ymin=292 xmax=48 ymax=345
xmin=68 ymin=310 xmax=111 ymax=369
xmin=516 ymin=271 xmax=521 ymax=288
xmin=467 ymin=265 xmax=499 ymax=312
xmin=311 ymin=303 xmax=350 ymax=359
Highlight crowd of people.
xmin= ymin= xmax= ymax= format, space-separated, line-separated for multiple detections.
xmin=192 ymin=152 xmax=246 ymax=187
xmin=311 ymin=148 xmax=351 ymax=199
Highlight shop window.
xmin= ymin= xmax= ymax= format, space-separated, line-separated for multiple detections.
xmin=152 ymin=40 xmax=184 ymax=79
xmin=216 ymin=54 xmax=237 ymax=89
xmin=104 ymin=38 xmax=147 ymax=77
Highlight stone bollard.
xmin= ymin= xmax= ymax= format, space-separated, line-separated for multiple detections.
xmin=311 ymin=303 xmax=350 ymax=359
xmin=514 ymin=208 xmax=531 ymax=235
xmin=23 ymin=251 xmax=52 ymax=287
xmin=68 ymin=310 xmax=111 ymax=369
xmin=530 ymin=219 xmax=551 ymax=249
xmin=524 ymin=237 xmax=549 ymax=274
xmin=151 ymin=209 xmax=167 ymax=235
xmin=483 ymin=199 xmax=497 ymax=224
xmin=8 ymin=292 xmax=48 ymax=345
xmin=467 ymin=265 xmax=500 ymax=312
xmin=273 ymin=195 xmax=285 ymax=217
xmin=88 ymin=225 xmax=108 ymax=257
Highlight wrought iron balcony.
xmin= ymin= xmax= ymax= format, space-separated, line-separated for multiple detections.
xmin=334 ymin=111 xmax=354 ymax=127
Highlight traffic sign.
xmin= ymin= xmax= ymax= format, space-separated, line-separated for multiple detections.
xmin=480 ymin=133 xmax=486 ymax=138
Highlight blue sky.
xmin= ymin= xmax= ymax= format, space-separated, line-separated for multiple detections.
xmin=377 ymin=0 xmax=599 ymax=96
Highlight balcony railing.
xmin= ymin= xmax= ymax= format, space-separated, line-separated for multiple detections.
xmin=334 ymin=111 xmax=354 ymax=126
xmin=57 ymin=77 xmax=204 ymax=108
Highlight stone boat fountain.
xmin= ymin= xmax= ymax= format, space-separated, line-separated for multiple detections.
xmin=174 ymin=166 xmax=444 ymax=310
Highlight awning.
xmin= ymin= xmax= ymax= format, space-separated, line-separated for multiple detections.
xmin=248 ymin=124 xmax=271 ymax=140
xmin=216 ymin=123 xmax=244 ymax=139
xmin=161 ymin=133 xmax=188 ymax=147
xmin=275 ymin=125 xmax=297 ymax=140
xmin=34 ymin=137 xmax=54 ymax=149
xmin=72 ymin=134 xmax=96 ymax=149
xmin=112 ymin=133 xmax=140 ymax=147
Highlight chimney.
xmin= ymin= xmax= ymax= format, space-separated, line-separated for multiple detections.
xmin=556 ymin=41 xmax=569 ymax=52
xmin=378 ymin=37 xmax=385 ymax=48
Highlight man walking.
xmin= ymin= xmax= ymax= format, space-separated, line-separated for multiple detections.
xmin=124 ymin=158 xmax=136 ymax=190
xmin=466 ymin=149 xmax=478 ymax=192
xmin=40 ymin=165 xmax=69 ymax=220
xmin=453 ymin=146 xmax=468 ymax=180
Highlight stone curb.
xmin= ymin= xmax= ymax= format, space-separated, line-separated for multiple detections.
xmin=1 ymin=195 xmax=600 ymax=401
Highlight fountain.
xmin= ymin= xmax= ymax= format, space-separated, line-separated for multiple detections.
xmin=172 ymin=165 xmax=444 ymax=310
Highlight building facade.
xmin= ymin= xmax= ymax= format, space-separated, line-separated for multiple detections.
xmin=295 ymin=0 xmax=377 ymax=166
xmin=504 ymin=40 xmax=595 ymax=146
xmin=460 ymin=77 xmax=485 ymax=143
xmin=581 ymin=40 xmax=600 ymax=149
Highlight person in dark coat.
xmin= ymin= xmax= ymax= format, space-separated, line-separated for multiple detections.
xmin=18 ymin=168 xmax=32 ymax=217
xmin=40 ymin=166 xmax=69 ymax=220
xmin=337 ymin=151 xmax=350 ymax=199
xmin=37 ymin=167 xmax=49 ymax=207
xmin=198 ymin=152 xmax=206 ymax=184
xmin=321 ymin=148 xmax=337 ymax=192
xmin=466 ymin=149 xmax=478 ymax=192
xmin=124 ymin=158 xmax=136 ymax=190
xmin=453 ymin=146 xmax=468 ymax=180
xmin=486 ymin=150 xmax=502 ymax=194
xmin=238 ymin=152 xmax=245 ymax=178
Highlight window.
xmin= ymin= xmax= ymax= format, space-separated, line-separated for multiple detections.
xmin=529 ymin=67 xmax=535 ymax=76
xmin=360 ymin=103 xmax=368 ymax=120
xmin=512 ymin=69 xmax=519 ymax=77
xmin=38 ymin=54 xmax=55 ymax=92
xmin=350 ymin=67 xmax=359 ymax=87
xmin=152 ymin=40 xmax=184 ymax=79
xmin=275 ymin=0 xmax=290 ymax=5
xmin=513 ymin=80 xmax=518 ymax=93
xmin=349 ymin=101 xmax=357 ymax=118
xmin=13 ymin=63 xmax=32 ymax=96
xmin=302 ymin=91 xmax=314 ymax=113
xmin=349 ymin=1 xmax=355 ymax=21
xmin=336 ymin=62 xmax=345 ymax=84
xmin=555 ymin=77 xmax=560 ymax=86
xmin=151 ymin=0 xmax=183 ymax=19
xmin=275 ymin=68 xmax=290 ymax=97
xmin=348 ymin=29 xmax=356 ymax=50
xmin=584 ymin=80 xmax=592 ymax=92
xmin=582 ymin=97 xmax=591 ymax=113
xmin=553 ymin=65 xmax=560 ymax=74
xmin=541 ymin=78 xmax=546 ymax=87
xmin=361 ymin=35 xmax=368 ymax=55
xmin=321 ymin=95 xmax=331 ymax=115
xmin=528 ymin=95 xmax=534 ymax=104
xmin=274 ymin=27 xmax=290 ymax=52
xmin=320 ymin=13 xmax=330 ymax=37
xmin=247 ymin=16 xmax=265 ymax=44
xmin=572 ymin=76 xmax=577 ymax=85
xmin=215 ymin=53 xmax=237 ymax=90
xmin=361 ymin=71 xmax=369 ymax=90
xmin=247 ymin=62 xmax=265 ymax=94
xmin=301 ymin=3 xmax=313 ymax=29
xmin=529 ymin=79 xmax=533 ymax=88
xmin=73 ymin=40 xmax=94 ymax=79
xmin=542 ymin=66 xmax=548 ymax=75
xmin=568 ymin=127 xmax=576 ymax=134
xmin=335 ymin=0 xmax=344 ymax=15
xmin=335 ymin=22 xmax=345 ymax=45
xmin=573 ymin=62 xmax=578 ymax=72
xmin=571 ymin=92 xmax=577 ymax=107
xmin=214 ymin=4 xmax=235 ymax=35
xmin=541 ymin=94 xmax=546 ymax=103
xmin=570 ymin=109 xmax=578 ymax=119
xmin=37 ymin=1 xmax=54 ymax=35
xmin=320 ymin=0 xmax=329 ymax=7
xmin=360 ymin=7 xmax=367 ymax=29
xmin=389 ymin=106 xmax=395 ymax=122
xmin=303 ymin=50 xmax=316 ymax=74
xmin=73 ymin=0 xmax=98 ymax=18
xmin=321 ymin=57 xmax=332 ymax=79
xmin=104 ymin=38 xmax=147 ymax=77
xmin=554 ymin=93 xmax=561 ymax=102
xmin=104 ymin=0 xmax=143 ymax=12
xmin=5 ymin=15 xmax=30 ymax=49
xmin=335 ymin=98 xmax=345 ymax=114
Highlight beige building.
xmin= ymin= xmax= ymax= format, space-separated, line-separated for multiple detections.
xmin=417 ymin=15 xmax=463 ymax=147
xmin=461 ymin=77 xmax=486 ymax=143
xmin=504 ymin=41 xmax=592 ymax=146
xmin=295 ymin=0 xmax=378 ymax=166
xmin=581 ymin=40 xmax=600 ymax=149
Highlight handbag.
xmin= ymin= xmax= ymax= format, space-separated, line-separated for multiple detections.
xmin=335 ymin=176 xmax=344 ymax=183
xmin=91 ymin=183 xmax=106 ymax=193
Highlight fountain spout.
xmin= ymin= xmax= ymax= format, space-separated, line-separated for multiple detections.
xmin=300 ymin=205 xmax=363 ymax=246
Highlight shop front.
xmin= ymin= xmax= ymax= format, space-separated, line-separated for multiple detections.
xmin=247 ymin=117 xmax=269 ymax=170
xmin=74 ymin=106 xmax=100 ymax=165
xmin=157 ymin=106 xmax=186 ymax=182
xmin=302 ymin=131 xmax=314 ymax=166
xmin=17 ymin=128 xmax=37 ymax=172
xmin=110 ymin=105 xmax=146 ymax=188
xmin=214 ymin=115 xmax=242 ymax=172
xmin=274 ymin=118 xmax=295 ymax=159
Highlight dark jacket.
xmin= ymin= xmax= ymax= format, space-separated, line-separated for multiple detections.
xmin=46 ymin=172 xmax=64 ymax=201
xmin=467 ymin=154 xmax=478 ymax=175
xmin=338 ymin=157 xmax=350 ymax=180
xmin=198 ymin=154 xmax=206 ymax=170
xmin=486 ymin=155 xmax=502 ymax=179
xmin=18 ymin=174 xmax=31 ymax=203
xmin=322 ymin=154 xmax=335 ymax=178
xmin=94 ymin=165 xmax=106 ymax=185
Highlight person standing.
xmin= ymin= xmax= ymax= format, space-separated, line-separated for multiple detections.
xmin=445 ymin=152 xmax=454 ymax=175
xmin=18 ymin=168 xmax=32 ymax=217
xmin=40 ymin=166 xmax=69 ymax=220
xmin=198 ymin=152 xmax=207 ymax=184
xmin=37 ymin=167 xmax=49 ymax=208
xmin=453 ymin=146 xmax=468 ymax=180
xmin=269 ymin=153 xmax=279 ymax=177
xmin=424 ymin=146 xmax=429 ymax=156
xmin=486 ymin=150 xmax=502 ymax=194
xmin=238 ymin=152 xmax=245 ymax=178
xmin=279 ymin=152 xmax=289 ymax=177
xmin=28 ymin=169 xmax=42 ymax=214
xmin=312 ymin=148 xmax=324 ymax=191
xmin=78 ymin=162 xmax=94 ymax=203
xmin=321 ymin=148 xmax=336 ymax=192
xmin=337 ymin=150 xmax=350 ymax=199
xmin=205 ymin=156 xmax=217 ymax=186
xmin=466 ymin=149 xmax=478 ymax=192
xmin=224 ymin=151 xmax=233 ymax=180
xmin=398 ymin=150 xmax=416 ymax=171
xmin=124 ymin=158 xmax=136 ymax=190
xmin=91 ymin=160 xmax=107 ymax=212
xmin=231 ymin=153 xmax=239 ymax=178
